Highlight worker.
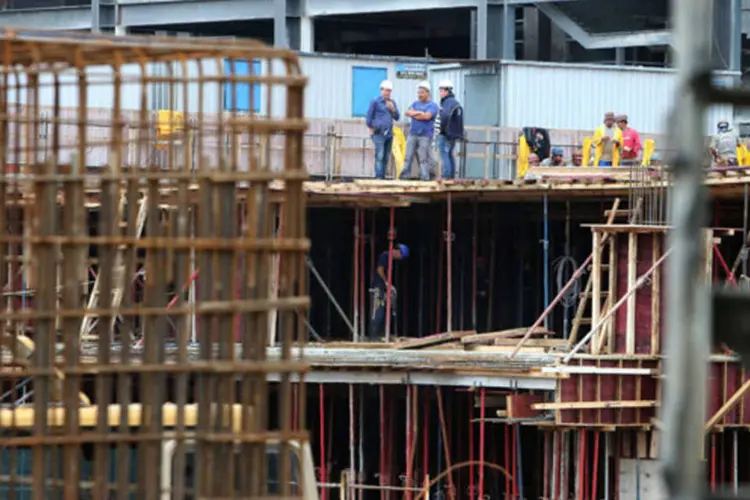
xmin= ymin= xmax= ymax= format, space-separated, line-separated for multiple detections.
xmin=592 ymin=111 xmax=622 ymax=166
xmin=369 ymin=243 xmax=409 ymax=340
xmin=366 ymin=80 xmax=400 ymax=179
xmin=404 ymin=81 xmax=439 ymax=180
xmin=528 ymin=153 xmax=540 ymax=167
xmin=616 ymin=114 xmax=642 ymax=166
xmin=710 ymin=120 xmax=739 ymax=166
xmin=649 ymin=152 xmax=662 ymax=167
xmin=571 ymin=151 xmax=583 ymax=166
xmin=437 ymin=79 xmax=464 ymax=179
xmin=541 ymin=147 xmax=565 ymax=166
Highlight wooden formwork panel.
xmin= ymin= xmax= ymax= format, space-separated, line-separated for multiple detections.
xmin=556 ymin=359 xmax=659 ymax=426
xmin=613 ymin=232 xmax=666 ymax=355
xmin=707 ymin=360 xmax=750 ymax=427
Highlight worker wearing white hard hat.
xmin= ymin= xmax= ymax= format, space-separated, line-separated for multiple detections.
xmin=365 ymin=79 xmax=400 ymax=179
xmin=437 ymin=80 xmax=464 ymax=179
xmin=404 ymin=80 xmax=439 ymax=180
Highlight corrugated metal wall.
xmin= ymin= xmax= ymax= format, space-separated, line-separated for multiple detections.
xmin=498 ymin=61 xmax=736 ymax=135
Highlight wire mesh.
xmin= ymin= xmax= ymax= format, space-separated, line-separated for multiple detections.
xmin=0 ymin=29 xmax=310 ymax=498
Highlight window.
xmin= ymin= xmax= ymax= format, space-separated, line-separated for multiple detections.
xmin=351 ymin=66 xmax=388 ymax=118
xmin=223 ymin=59 xmax=262 ymax=113
xmin=175 ymin=444 xmax=300 ymax=498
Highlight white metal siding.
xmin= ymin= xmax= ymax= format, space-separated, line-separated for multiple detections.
xmin=428 ymin=62 xmax=500 ymax=106
xmin=499 ymin=61 xmax=736 ymax=135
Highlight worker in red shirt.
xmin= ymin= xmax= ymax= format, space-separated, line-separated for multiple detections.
xmin=616 ymin=114 xmax=642 ymax=166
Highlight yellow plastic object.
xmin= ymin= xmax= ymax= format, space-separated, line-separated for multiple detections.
xmin=592 ymin=125 xmax=622 ymax=166
xmin=642 ymin=139 xmax=655 ymax=166
xmin=517 ymin=134 xmax=530 ymax=178
xmin=156 ymin=110 xmax=184 ymax=138
xmin=737 ymin=144 xmax=749 ymax=166
xmin=582 ymin=137 xmax=592 ymax=167
xmin=392 ymin=126 xmax=407 ymax=179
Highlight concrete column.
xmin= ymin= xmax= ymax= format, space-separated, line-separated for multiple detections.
xmin=288 ymin=16 xmax=314 ymax=52
xmin=274 ymin=0 xmax=288 ymax=48
xmin=475 ymin=0 xmax=516 ymax=60
xmin=523 ymin=7 xmax=552 ymax=61
xmin=615 ymin=47 xmax=626 ymax=65
xmin=730 ymin=0 xmax=742 ymax=74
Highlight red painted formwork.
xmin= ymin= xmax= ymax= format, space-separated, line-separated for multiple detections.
xmin=707 ymin=360 xmax=750 ymax=426
xmin=557 ymin=359 xmax=659 ymax=426
xmin=613 ymin=233 xmax=666 ymax=354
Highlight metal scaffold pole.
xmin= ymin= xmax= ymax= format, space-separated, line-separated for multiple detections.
xmin=660 ymin=0 xmax=712 ymax=497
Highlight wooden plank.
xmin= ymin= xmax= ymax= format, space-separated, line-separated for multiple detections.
xmin=650 ymin=235 xmax=662 ymax=355
xmin=636 ymin=431 xmax=648 ymax=458
xmin=704 ymin=378 xmax=750 ymax=432
xmin=392 ymin=330 xmax=475 ymax=350
xmin=506 ymin=394 xmax=545 ymax=419
xmin=592 ymin=230 xmax=602 ymax=330
xmin=626 ymin=232 xmax=637 ymax=354
xmin=608 ymin=233 xmax=618 ymax=354
xmin=461 ymin=327 xmax=552 ymax=345
xmin=463 ymin=345 xmax=547 ymax=354
xmin=649 ymin=430 xmax=660 ymax=459
xmin=533 ymin=400 xmax=657 ymax=410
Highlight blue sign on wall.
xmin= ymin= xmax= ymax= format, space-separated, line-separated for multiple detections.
xmin=352 ymin=66 xmax=388 ymax=118
xmin=223 ymin=59 xmax=262 ymax=113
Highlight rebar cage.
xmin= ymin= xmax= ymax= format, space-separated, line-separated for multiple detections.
xmin=0 ymin=28 xmax=309 ymax=498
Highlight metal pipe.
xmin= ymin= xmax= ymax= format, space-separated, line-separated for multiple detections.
xmin=349 ymin=384 xmax=356 ymax=500
xmin=713 ymin=244 xmax=737 ymax=285
xmin=604 ymin=433 xmax=610 ymax=500
xmin=358 ymin=386 xmax=365 ymax=500
xmin=354 ymin=208 xmax=360 ymax=342
xmin=577 ymin=430 xmax=585 ymax=500
xmin=385 ymin=207 xmax=396 ymax=342
xmin=472 ymin=199 xmax=478 ymax=332
xmin=710 ymin=433 xmax=716 ymax=492
xmin=380 ymin=385 xmax=386 ymax=500
xmin=543 ymin=193 xmax=550 ymax=330
xmin=744 ymin=184 xmax=748 ymax=280
xmin=504 ymin=424 xmax=511 ymax=500
xmin=468 ymin=392 xmax=474 ymax=500
xmin=660 ymin=0 xmax=712 ymax=496
xmin=592 ymin=430 xmax=600 ymax=500
xmin=307 ymin=257 xmax=356 ymax=337
xmin=515 ymin=424 xmax=524 ymax=500
xmin=733 ymin=429 xmax=739 ymax=495
xmin=478 ymin=388 xmax=486 ymax=500
xmin=435 ymin=387 xmax=456 ymax=500
xmin=446 ymin=193 xmax=453 ymax=334
xmin=565 ymin=248 xmax=673 ymax=362
xmin=320 ymin=384 xmax=327 ymax=500
xmin=406 ymin=385 xmax=413 ymax=500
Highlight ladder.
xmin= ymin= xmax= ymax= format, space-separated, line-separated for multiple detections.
xmin=80 ymin=192 xmax=148 ymax=341
xmin=567 ymin=198 xmax=643 ymax=353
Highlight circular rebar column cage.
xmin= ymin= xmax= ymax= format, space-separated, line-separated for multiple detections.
xmin=0 ymin=28 xmax=309 ymax=499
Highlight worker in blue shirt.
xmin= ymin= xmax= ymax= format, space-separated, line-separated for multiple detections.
xmin=366 ymin=80 xmax=400 ymax=179
xmin=404 ymin=81 xmax=439 ymax=180
xmin=369 ymin=243 xmax=409 ymax=340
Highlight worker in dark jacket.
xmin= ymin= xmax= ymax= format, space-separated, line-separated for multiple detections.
xmin=366 ymin=80 xmax=400 ymax=179
xmin=369 ymin=243 xmax=409 ymax=340
xmin=437 ymin=80 xmax=464 ymax=179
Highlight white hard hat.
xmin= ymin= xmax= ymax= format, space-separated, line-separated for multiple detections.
xmin=438 ymin=79 xmax=454 ymax=90
xmin=380 ymin=80 xmax=393 ymax=90
xmin=417 ymin=80 xmax=431 ymax=92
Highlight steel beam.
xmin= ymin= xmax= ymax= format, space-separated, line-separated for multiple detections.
xmin=307 ymin=0 xmax=475 ymax=16
xmin=266 ymin=370 xmax=558 ymax=389
xmin=535 ymin=2 xmax=672 ymax=49
xmin=0 ymin=0 xmax=281 ymax=30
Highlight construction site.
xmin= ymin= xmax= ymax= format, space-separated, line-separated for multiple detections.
xmin=0 ymin=4 xmax=746 ymax=500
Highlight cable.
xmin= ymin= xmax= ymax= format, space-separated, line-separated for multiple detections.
xmin=552 ymin=255 xmax=581 ymax=309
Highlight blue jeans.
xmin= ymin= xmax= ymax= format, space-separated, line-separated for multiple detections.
xmin=437 ymin=135 xmax=457 ymax=179
xmin=599 ymin=160 xmax=612 ymax=167
xmin=372 ymin=134 xmax=393 ymax=179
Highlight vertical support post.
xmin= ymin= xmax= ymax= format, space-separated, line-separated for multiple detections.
xmin=607 ymin=233 xmax=618 ymax=353
xmin=472 ymin=200 xmax=478 ymax=332
xmin=476 ymin=0 xmax=488 ymax=60
xmin=660 ymin=0 xmax=712 ymax=496
xmin=446 ymin=194 xmax=453 ymax=334
xmin=651 ymin=235 xmax=662 ymax=354
xmin=626 ymin=232 xmax=637 ymax=354
xmin=274 ymin=0 xmax=288 ymax=47
xmin=353 ymin=209 xmax=360 ymax=342
xmin=543 ymin=193 xmax=550 ymax=329
xmin=348 ymin=384 xmax=355 ymax=500
xmin=385 ymin=207 xmax=396 ymax=342
xmin=380 ymin=385 xmax=386 ymax=500
xmin=478 ymin=388 xmax=486 ymax=500
xmin=320 ymin=384 xmax=327 ymax=500
xmin=592 ymin=230 xmax=602 ymax=328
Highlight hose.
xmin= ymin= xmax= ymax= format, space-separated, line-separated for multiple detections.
xmin=553 ymin=255 xmax=581 ymax=308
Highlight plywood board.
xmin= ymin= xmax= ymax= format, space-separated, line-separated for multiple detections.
xmin=391 ymin=330 xmax=475 ymax=350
